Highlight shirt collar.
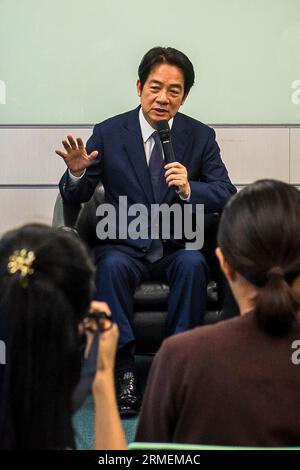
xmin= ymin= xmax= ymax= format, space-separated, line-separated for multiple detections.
xmin=139 ymin=108 xmax=174 ymax=143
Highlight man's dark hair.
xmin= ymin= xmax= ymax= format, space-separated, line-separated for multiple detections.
xmin=138 ymin=46 xmax=195 ymax=97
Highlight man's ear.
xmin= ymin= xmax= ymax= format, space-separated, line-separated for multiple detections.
xmin=181 ymin=93 xmax=188 ymax=106
xmin=215 ymin=247 xmax=236 ymax=281
xmin=137 ymin=80 xmax=141 ymax=97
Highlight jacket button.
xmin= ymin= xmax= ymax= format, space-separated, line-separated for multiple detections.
xmin=162 ymin=239 xmax=167 ymax=243
xmin=142 ymin=247 xmax=148 ymax=253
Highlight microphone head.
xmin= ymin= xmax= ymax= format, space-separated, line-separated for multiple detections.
xmin=156 ymin=120 xmax=169 ymax=132
xmin=156 ymin=120 xmax=170 ymax=141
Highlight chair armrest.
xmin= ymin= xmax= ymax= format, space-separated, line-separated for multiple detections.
xmin=52 ymin=192 xmax=82 ymax=229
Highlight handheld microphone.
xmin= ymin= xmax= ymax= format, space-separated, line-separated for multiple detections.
xmin=156 ymin=120 xmax=176 ymax=164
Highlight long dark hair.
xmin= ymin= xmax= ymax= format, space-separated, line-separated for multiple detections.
xmin=0 ymin=224 xmax=94 ymax=449
xmin=218 ymin=179 xmax=300 ymax=335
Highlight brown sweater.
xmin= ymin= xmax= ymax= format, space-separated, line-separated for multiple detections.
xmin=136 ymin=313 xmax=300 ymax=446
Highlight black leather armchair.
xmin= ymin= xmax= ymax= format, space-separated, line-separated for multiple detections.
xmin=53 ymin=183 xmax=228 ymax=354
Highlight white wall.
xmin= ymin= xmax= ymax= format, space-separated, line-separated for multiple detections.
xmin=0 ymin=125 xmax=299 ymax=235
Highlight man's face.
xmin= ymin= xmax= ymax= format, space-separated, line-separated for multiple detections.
xmin=137 ymin=63 xmax=186 ymax=128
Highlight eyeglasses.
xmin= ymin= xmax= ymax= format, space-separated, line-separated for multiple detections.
xmin=83 ymin=310 xmax=114 ymax=333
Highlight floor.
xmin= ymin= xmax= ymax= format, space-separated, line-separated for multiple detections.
xmin=73 ymin=355 xmax=153 ymax=449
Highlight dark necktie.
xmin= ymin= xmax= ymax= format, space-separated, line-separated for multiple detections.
xmin=149 ymin=131 xmax=164 ymax=200
xmin=145 ymin=131 xmax=164 ymax=263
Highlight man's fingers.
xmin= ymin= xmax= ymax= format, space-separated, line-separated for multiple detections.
xmin=76 ymin=137 xmax=85 ymax=150
xmin=166 ymin=175 xmax=182 ymax=184
xmin=88 ymin=150 xmax=98 ymax=160
xmin=67 ymin=134 xmax=77 ymax=150
xmin=168 ymin=179 xmax=183 ymax=187
xmin=62 ymin=140 xmax=72 ymax=153
xmin=166 ymin=173 xmax=186 ymax=184
xmin=165 ymin=168 xmax=184 ymax=177
xmin=55 ymin=149 xmax=67 ymax=159
xmin=164 ymin=162 xmax=181 ymax=170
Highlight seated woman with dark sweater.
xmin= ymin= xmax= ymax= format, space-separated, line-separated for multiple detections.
xmin=136 ymin=179 xmax=300 ymax=446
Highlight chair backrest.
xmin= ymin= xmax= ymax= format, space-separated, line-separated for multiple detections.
xmin=76 ymin=184 xmax=105 ymax=248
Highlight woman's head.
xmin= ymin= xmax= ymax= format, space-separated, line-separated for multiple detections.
xmin=0 ymin=224 xmax=95 ymax=449
xmin=217 ymin=179 xmax=300 ymax=335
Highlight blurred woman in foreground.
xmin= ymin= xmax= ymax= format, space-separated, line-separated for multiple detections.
xmin=0 ymin=224 xmax=126 ymax=449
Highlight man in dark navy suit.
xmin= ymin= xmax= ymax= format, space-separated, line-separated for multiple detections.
xmin=57 ymin=47 xmax=236 ymax=415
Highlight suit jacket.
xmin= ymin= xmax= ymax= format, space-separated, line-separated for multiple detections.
xmin=59 ymin=106 xmax=236 ymax=257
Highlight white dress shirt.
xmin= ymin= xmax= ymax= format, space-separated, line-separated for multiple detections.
xmin=139 ymin=107 xmax=173 ymax=164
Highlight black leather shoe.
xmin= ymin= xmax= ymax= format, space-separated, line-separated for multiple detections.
xmin=116 ymin=371 xmax=141 ymax=416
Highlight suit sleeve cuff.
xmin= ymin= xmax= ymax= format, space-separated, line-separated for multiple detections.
xmin=68 ymin=169 xmax=86 ymax=184
xmin=177 ymin=190 xmax=191 ymax=202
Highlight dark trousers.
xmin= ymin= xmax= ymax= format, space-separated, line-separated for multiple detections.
xmin=94 ymin=245 xmax=210 ymax=350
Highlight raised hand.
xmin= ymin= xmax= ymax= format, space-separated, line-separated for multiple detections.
xmin=55 ymin=134 xmax=98 ymax=177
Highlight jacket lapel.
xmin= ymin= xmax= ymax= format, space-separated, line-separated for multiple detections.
xmin=122 ymin=108 xmax=155 ymax=205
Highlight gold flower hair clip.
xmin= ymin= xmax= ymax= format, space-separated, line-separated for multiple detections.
xmin=7 ymin=249 xmax=36 ymax=287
